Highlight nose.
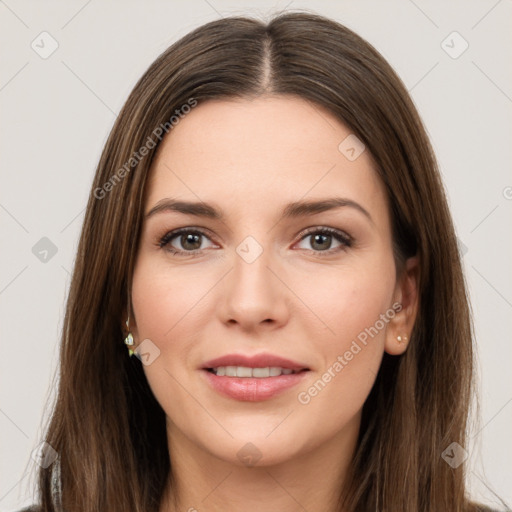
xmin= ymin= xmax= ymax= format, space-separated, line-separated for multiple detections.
xmin=218 ymin=239 xmax=290 ymax=332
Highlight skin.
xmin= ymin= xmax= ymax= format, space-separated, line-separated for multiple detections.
xmin=129 ymin=95 xmax=419 ymax=512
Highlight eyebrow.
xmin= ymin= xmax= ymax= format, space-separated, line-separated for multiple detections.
xmin=146 ymin=197 xmax=373 ymax=224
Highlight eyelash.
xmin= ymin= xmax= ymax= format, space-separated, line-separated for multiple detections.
xmin=158 ymin=227 xmax=353 ymax=258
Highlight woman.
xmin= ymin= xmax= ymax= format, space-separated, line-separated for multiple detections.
xmin=20 ymin=11 xmax=501 ymax=512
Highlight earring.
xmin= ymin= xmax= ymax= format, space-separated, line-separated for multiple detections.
xmin=397 ymin=334 xmax=408 ymax=344
xmin=124 ymin=317 xmax=135 ymax=357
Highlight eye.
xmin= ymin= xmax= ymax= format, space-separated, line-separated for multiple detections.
xmin=159 ymin=228 xmax=216 ymax=256
xmin=294 ymin=227 xmax=352 ymax=255
xmin=158 ymin=226 xmax=353 ymax=257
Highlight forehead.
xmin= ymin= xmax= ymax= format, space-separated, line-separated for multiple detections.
xmin=145 ymin=96 xmax=388 ymax=222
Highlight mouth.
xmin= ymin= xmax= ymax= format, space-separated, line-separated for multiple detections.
xmin=199 ymin=352 xmax=311 ymax=401
xmin=201 ymin=352 xmax=310 ymax=374
xmin=205 ymin=366 xmax=309 ymax=377
xmin=199 ymin=355 xmax=310 ymax=401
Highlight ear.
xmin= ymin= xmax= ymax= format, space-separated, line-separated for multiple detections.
xmin=384 ymin=255 xmax=420 ymax=356
xmin=122 ymin=307 xmax=139 ymax=344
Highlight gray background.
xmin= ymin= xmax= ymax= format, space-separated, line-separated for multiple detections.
xmin=1 ymin=1 xmax=511 ymax=510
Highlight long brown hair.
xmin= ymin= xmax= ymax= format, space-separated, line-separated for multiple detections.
xmin=35 ymin=11 xmax=484 ymax=511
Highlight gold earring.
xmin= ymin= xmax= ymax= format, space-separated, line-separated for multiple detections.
xmin=397 ymin=334 xmax=408 ymax=344
xmin=124 ymin=317 xmax=134 ymax=357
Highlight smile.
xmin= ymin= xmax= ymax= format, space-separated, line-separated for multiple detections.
xmin=207 ymin=366 xmax=305 ymax=377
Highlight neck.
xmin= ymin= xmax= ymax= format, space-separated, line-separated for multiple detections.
xmin=159 ymin=415 xmax=359 ymax=512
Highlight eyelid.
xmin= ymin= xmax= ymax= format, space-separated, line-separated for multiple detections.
xmin=158 ymin=227 xmax=218 ymax=256
xmin=292 ymin=226 xmax=353 ymax=255
xmin=158 ymin=225 xmax=353 ymax=256
xmin=295 ymin=226 xmax=352 ymax=244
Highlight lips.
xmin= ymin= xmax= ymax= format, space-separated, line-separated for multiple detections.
xmin=200 ymin=352 xmax=311 ymax=401
xmin=201 ymin=353 xmax=310 ymax=371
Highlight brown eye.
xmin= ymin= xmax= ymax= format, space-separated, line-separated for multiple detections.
xmin=295 ymin=227 xmax=352 ymax=254
xmin=159 ymin=228 xmax=215 ymax=256
xmin=178 ymin=232 xmax=202 ymax=251
xmin=310 ymin=232 xmax=333 ymax=251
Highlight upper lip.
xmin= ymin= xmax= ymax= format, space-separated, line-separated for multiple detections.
xmin=202 ymin=353 xmax=310 ymax=371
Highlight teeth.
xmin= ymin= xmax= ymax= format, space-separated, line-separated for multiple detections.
xmin=211 ymin=366 xmax=298 ymax=377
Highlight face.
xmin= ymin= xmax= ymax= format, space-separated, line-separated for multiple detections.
xmin=130 ymin=95 xmax=418 ymax=467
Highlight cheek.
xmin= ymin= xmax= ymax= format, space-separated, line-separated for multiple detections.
xmin=291 ymin=253 xmax=395 ymax=344
xmin=131 ymin=256 xmax=212 ymax=342
xmin=291 ymin=258 xmax=394 ymax=423
xmin=130 ymin=257 xmax=207 ymax=419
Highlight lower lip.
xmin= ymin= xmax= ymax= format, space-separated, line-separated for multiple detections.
xmin=201 ymin=369 xmax=310 ymax=401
